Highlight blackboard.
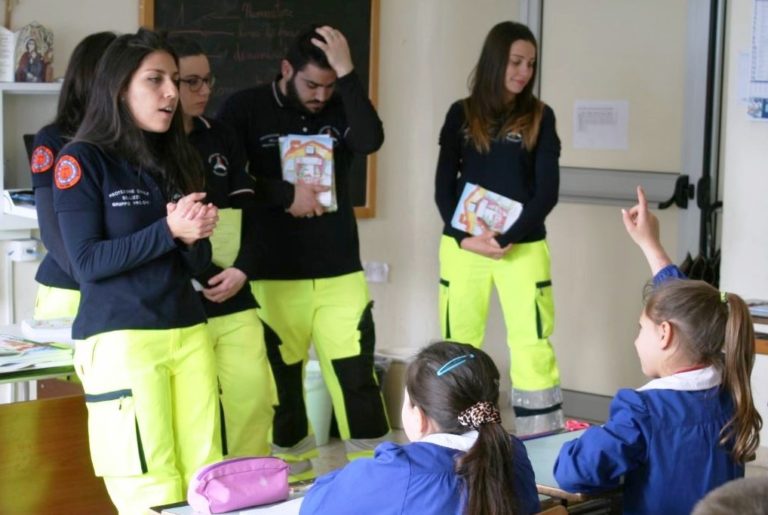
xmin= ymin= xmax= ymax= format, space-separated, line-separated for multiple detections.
xmin=139 ymin=0 xmax=379 ymax=217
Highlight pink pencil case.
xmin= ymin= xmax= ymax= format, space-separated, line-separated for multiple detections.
xmin=187 ymin=456 xmax=290 ymax=514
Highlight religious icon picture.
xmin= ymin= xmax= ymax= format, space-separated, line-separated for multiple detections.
xmin=14 ymin=22 xmax=53 ymax=83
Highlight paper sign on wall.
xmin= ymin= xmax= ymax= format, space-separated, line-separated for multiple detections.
xmin=573 ymin=100 xmax=629 ymax=150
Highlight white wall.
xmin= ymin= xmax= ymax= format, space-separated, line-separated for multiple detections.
xmin=720 ymin=0 xmax=768 ymax=448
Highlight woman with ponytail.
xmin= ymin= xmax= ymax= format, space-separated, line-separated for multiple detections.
xmin=554 ymin=187 xmax=762 ymax=515
xmin=300 ymin=341 xmax=540 ymax=514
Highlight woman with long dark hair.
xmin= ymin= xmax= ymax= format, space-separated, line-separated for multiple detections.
xmin=435 ymin=21 xmax=563 ymax=436
xmin=30 ymin=31 xmax=116 ymax=320
xmin=168 ymin=34 xmax=275 ymax=458
xmin=53 ymin=29 xmax=221 ymax=513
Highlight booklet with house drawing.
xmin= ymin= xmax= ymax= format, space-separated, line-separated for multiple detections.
xmin=451 ymin=182 xmax=523 ymax=236
xmin=0 ymin=334 xmax=73 ymax=372
xmin=279 ymin=134 xmax=337 ymax=212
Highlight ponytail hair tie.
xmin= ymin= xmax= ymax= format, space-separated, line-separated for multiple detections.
xmin=720 ymin=291 xmax=728 ymax=304
xmin=458 ymin=401 xmax=502 ymax=429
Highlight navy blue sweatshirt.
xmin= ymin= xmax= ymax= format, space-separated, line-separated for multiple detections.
xmin=217 ymin=71 xmax=383 ymax=279
xmin=189 ymin=115 xmax=258 ymax=318
xmin=435 ymin=101 xmax=560 ymax=247
xmin=53 ymin=141 xmax=210 ymax=339
xmin=30 ymin=123 xmax=79 ymax=290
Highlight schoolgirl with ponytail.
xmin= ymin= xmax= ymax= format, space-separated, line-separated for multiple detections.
xmin=300 ymin=341 xmax=540 ymax=515
xmin=554 ymin=187 xmax=762 ymax=515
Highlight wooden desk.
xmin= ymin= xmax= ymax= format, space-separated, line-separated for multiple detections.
xmin=753 ymin=316 xmax=768 ymax=355
xmin=152 ymin=493 xmax=305 ymax=514
xmin=757 ymin=337 xmax=768 ymax=356
xmin=0 ymin=394 xmax=114 ymax=514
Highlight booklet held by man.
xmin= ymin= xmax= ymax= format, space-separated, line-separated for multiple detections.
xmin=0 ymin=335 xmax=73 ymax=372
xmin=280 ymin=134 xmax=337 ymax=212
xmin=451 ymin=182 xmax=523 ymax=236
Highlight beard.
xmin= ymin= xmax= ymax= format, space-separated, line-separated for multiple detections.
xmin=286 ymin=75 xmax=325 ymax=115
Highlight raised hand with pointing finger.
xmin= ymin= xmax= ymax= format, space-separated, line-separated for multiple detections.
xmin=621 ymin=186 xmax=673 ymax=275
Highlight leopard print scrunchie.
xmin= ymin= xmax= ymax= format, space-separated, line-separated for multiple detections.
xmin=457 ymin=401 xmax=502 ymax=429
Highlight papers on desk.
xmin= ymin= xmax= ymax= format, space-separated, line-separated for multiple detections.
xmin=21 ymin=317 xmax=74 ymax=344
xmin=0 ymin=334 xmax=73 ymax=372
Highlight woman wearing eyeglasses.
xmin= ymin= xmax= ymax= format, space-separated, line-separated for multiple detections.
xmin=168 ymin=35 xmax=275 ymax=458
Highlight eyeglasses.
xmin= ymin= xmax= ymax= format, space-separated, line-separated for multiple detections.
xmin=178 ymin=75 xmax=216 ymax=92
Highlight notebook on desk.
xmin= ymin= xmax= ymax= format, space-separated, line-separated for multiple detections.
xmin=522 ymin=428 xmax=588 ymax=502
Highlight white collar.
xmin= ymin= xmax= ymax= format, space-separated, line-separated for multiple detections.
xmin=637 ymin=365 xmax=721 ymax=392
xmin=419 ymin=431 xmax=478 ymax=452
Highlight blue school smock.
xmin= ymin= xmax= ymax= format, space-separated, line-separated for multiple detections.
xmin=553 ymin=367 xmax=742 ymax=515
xmin=52 ymin=141 xmax=210 ymax=339
xmin=300 ymin=432 xmax=541 ymax=515
xmin=653 ymin=263 xmax=687 ymax=286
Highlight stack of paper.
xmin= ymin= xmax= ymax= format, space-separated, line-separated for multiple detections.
xmin=21 ymin=318 xmax=74 ymax=344
xmin=0 ymin=335 xmax=73 ymax=372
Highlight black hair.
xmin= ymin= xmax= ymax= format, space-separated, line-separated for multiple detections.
xmin=54 ymin=31 xmax=117 ymax=137
xmin=285 ymin=24 xmax=331 ymax=72
xmin=166 ymin=33 xmax=205 ymax=59
xmin=405 ymin=341 xmax=519 ymax=515
xmin=75 ymin=28 xmax=203 ymax=195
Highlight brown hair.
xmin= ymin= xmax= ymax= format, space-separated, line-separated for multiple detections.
xmin=463 ymin=21 xmax=543 ymax=153
xmin=406 ymin=341 xmax=519 ymax=515
xmin=644 ymin=280 xmax=762 ymax=463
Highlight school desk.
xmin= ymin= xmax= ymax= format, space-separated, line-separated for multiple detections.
xmin=151 ymin=491 xmax=306 ymax=514
xmin=523 ymin=428 xmax=624 ymax=515
xmin=522 ymin=429 xmax=589 ymax=503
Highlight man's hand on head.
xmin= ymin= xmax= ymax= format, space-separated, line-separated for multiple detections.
xmin=311 ymin=26 xmax=354 ymax=77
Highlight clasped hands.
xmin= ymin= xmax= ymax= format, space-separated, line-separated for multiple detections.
xmin=460 ymin=221 xmax=512 ymax=260
xmin=166 ymin=192 xmax=218 ymax=245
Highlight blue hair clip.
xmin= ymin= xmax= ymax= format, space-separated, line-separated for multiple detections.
xmin=436 ymin=353 xmax=475 ymax=377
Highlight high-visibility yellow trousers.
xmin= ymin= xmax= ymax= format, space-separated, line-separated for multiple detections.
xmin=74 ymin=324 xmax=222 ymax=515
xmin=207 ymin=308 xmax=275 ymax=457
xmin=251 ymin=271 xmax=390 ymax=464
xmin=439 ymin=236 xmax=564 ymax=434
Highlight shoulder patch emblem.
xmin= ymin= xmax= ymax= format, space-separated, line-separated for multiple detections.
xmin=55 ymin=155 xmax=83 ymax=189
xmin=31 ymin=145 xmax=55 ymax=174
